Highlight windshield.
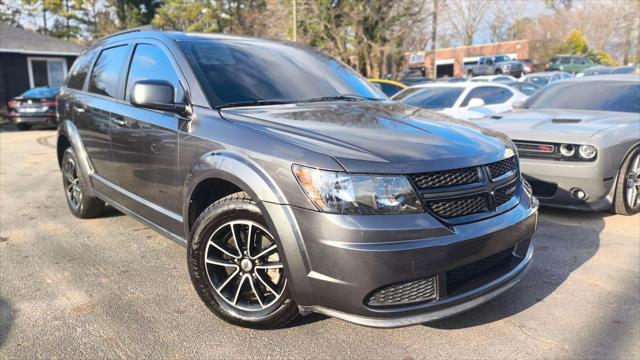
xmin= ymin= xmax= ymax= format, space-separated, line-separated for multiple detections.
xmin=493 ymin=55 xmax=511 ymax=63
xmin=179 ymin=40 xmax=385 ymax=107
xmin=525 ymin=75 xmax=552 ymax=87
xmin=21 ymin=86 xmax=59 ymax=98
xmin=524 ymin=80 xmax=640 ymax=113
xmin=393 ymin=87 xmax=464 ymax=109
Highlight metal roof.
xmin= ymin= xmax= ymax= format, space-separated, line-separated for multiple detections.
xmin=0 ymin=24 xmax=82 ymax=56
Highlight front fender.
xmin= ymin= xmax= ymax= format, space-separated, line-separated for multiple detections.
xmin=58 ymin=119 xmax=93 ymax=189
xmin=182 ymin=150 xmax=314 ymax=300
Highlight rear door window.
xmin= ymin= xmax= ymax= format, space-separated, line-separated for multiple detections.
xmin=88 ymin=45 xmax=129 ymax=98
xmin=560 ymin=57 xmax=571 ymax=64
xmin=66 ymin=49 xmax=98 ymax=90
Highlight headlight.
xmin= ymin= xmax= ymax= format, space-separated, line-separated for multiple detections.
xmin=559 ymin=143 xmax=575 ymax=157
xmin=579 ymin=144 xmax=597 ymax=159
xmin=292 ymin=165 xmax=423 ymax=214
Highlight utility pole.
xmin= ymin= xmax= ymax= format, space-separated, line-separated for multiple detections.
xmin=292 ymin=0 xmax=297 ymax=42
xmin=430 ymin=0 xmax=438 ymax=79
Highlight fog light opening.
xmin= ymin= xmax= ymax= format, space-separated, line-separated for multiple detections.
xmin=570 ymin=188 xmax=588 ymax=200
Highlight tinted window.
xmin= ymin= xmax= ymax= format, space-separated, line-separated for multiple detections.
xmin=525 ymin=81 xmax=640 ymax=113
xmin=126 ymin=44 xmax=184 ymax=102
xmin=494 ymin=55 xmax=511 ymax=63
xmin=560 ymin=57 xmax=571 ymax=64
xmin=526 ymin=75 xmax=552 ymax=87
xmin=88 ymin=45 xmax=129 ymax=98
xmin=21 ymin=86 xmax=60 ymax=98
xmin=67 ymin=49 xmax=98 ymax=90
xmin=377 ymin=82 xmax=403 ymax=97
xmin=462 ymin=86 xmax=513 ymax=106
xmin=396 ymin=87 xmax=464 ymax=109
xmin=180 ymin=40 xmax=384 ymax=107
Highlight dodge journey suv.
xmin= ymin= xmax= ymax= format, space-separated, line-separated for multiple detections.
xmin=56 ymin=28 xmax=539 ymax=328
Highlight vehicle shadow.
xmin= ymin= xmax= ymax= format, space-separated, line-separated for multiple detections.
xmin=100 ymin=205 xmax=125 ymax=218
xmin=0 ymin=297 xmax=15 ymax=349
xmin=428 ymin=206 xmax=607 ymax=329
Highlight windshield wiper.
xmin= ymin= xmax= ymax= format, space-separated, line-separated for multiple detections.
xmin=298 ymin=94 xmax=383 ymax=103
xmin=215 ymin=99 xmax=293 ymax=109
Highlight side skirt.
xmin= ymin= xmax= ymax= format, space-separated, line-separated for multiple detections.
xmin=92 ymin=188 xmax=187 ymax=248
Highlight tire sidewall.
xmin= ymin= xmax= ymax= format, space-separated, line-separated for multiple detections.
xmin=188 ymin=196 xmax=296 ymax=327
xmin=616 ymin=146 xmax=640 ymax=215
xmin=62 ymin=148 xmax=87 ymax=216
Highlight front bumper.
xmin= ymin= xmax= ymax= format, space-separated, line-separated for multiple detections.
xmin=519 ymin=158 xmax=616 ymax=211
xmin=264 ymin=188 xmax=538 ymax=327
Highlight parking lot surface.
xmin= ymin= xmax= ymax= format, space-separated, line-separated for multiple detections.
xmin=0 ymin=128 xmax=639 ymax=359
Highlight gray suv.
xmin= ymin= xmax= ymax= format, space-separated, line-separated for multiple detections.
xmin=56 ymin=28 xmax=539 ymax=329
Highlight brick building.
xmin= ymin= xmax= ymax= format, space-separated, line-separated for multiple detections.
xmin=407 ymin=40 xmax=530 ymax=78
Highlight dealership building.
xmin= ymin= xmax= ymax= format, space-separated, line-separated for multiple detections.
xmin=407 ymin=40 xmax=530 ymax=78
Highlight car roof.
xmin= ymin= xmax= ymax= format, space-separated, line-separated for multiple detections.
xmin=368 ymin=79 xmax=407 ymax=88
xmin=572 ymin=74 xmax=640 ymax=82
xmin=405 ymin=81 xmax=513 ymax=90
xmin=92 ymin=27 xmax=283 ymax=50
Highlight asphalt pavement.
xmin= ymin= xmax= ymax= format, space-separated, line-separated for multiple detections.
xmin=1 ymin=127 xmax=638 ymax=359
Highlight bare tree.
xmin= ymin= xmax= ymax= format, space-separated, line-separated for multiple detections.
xmin=446 ymin=0 xmax=491 ymax=46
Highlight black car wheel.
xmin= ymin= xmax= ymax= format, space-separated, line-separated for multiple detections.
xmin=16 ymin=123 xmax=31 ymax=131
xmin=61 ymin=147 xmax=105 ymax=218
xmin=467 ymin=70 xmax=474 ymax=77
xmin=188 ymin=192 xmax=298 ymax=329
xmin=614 ymin=147 xmax=640 ymax=215
xmin=495 ymin=68 xmax=503 ymax=74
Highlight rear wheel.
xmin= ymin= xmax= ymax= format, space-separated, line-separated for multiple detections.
xmin=467 ymin=70 xmax=474 ymax=77
xmin=188 ymin=192 xmax=298 ymax=329
xmin=61 ymin=147 xmax=105 ymax=218
xmin=16 ymin=123 xmax=31 ymax=131
xmin=494 ymin=68 xmax=503 ymax=74
xmin=613 ymin=147 xmax=640 ymax=215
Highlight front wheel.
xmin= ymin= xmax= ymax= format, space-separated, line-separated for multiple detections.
xmin=188 ymin=192 xmax=299 ymax=328
xmin=613 ymin=147 xmax=640 ymax=215
xmin=467 ymin=70 xmax=474 ymax=77
xmin=494 ymin=68 xmax=503 ymax=74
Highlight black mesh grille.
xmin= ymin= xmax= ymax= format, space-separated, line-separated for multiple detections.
xmin=495 ymin=182 xmax=517 ymax=207
xmin=366 ymin=277 xmax=437 ymax=307
xmin=488 ymin=157 xmax=517 ymax=179
xmin=447 ymin=247 xmax=514 ymax=285
xmin=427 ymin=195 xmax=487 ymax=218
xmin=412 ymin=167 xmax=479 ymax=190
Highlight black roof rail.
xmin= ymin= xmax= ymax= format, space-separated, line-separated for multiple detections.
xmin=98 ymin=25 xmax=161 ymax=42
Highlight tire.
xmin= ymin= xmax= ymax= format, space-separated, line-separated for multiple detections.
xmin=613 ymin=146 xmax=640 ymax=215
xmin=188 ymin=192 xmax=299 ymax=329
xmin=467 ymin=70 xmax=474 ymax=77
xmin=16 ymin=123 xmax=31 ymax=131
xmin=494 ymin=68 xmax=503 ymax=74
xmin=61 ymin=147 xmax=105 ymax=218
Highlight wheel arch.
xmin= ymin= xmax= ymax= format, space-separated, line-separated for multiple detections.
xmin=57 ymin=120 xmax=93 ymax=188
xmin=182 ymin=150 xmax=289 ymax=239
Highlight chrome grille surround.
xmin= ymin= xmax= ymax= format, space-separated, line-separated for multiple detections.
xmin=413 ymin=156 xmax=520 ymax=221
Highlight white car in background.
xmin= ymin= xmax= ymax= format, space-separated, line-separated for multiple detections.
xmin=520 ymin=71 xmax=572 ymax=87
xmin=469 ymin=75 xmax=518 ymax=83
xmin=391 ymin=82 xmax=528 ymax=121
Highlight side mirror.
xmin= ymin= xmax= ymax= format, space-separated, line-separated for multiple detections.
xmin=467 ymin=98 xmax=485 ymax=108
xmin=131 ymin=80 xmax=186 ymax=113
xmin=512 ymin=100 xmax=524 ymax=109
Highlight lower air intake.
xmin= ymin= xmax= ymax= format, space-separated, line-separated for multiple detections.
xmin=365 ymin=276 xmax=437 ymax=308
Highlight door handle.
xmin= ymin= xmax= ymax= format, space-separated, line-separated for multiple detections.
xmin=111 ymin=116 xmax=126 ymax=127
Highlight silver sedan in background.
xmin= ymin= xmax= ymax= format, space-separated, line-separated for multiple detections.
xmin=476 ymin=75 xmax=640 ymax=215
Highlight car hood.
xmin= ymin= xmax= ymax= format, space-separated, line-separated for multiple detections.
xmin=474 ymin=108 xmax=638 ymax=142
xmin=220 ymin=102 xmax=514 ymax=174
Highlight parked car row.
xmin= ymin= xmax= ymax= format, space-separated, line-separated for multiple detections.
xmin=392 ymin=73 xmax=640 ymax=216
